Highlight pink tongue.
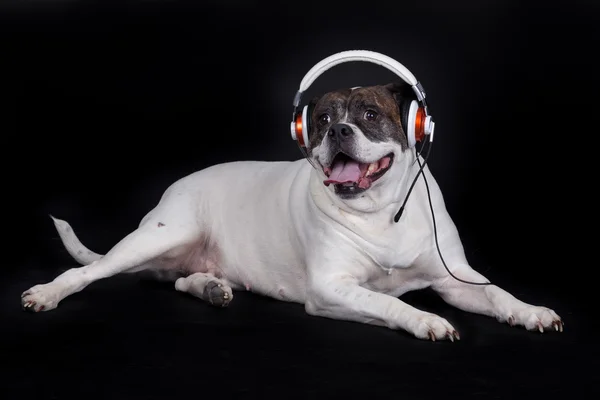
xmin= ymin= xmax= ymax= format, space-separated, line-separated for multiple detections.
xmin=324 ymin=159 xmax=361 ymax=186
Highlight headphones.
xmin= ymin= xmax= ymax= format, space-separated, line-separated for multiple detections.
xmin=290 ymin=50 xmax=435 ymax=150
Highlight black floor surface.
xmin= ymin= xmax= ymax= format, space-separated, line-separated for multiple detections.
xmin=1 ymin=259 xmax=596 ymax=400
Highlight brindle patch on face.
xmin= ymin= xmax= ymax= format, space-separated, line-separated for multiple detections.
xmin=346 ymin=85 xmax=408 ymax=148
xmin=307 ymin=88 xmax=352 ymax=152
xmin=307 ymin=83 xmax=412 ymax=155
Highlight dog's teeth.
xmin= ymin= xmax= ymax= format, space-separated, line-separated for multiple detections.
xmin=366 ymin=162 xmax=377 ymax=176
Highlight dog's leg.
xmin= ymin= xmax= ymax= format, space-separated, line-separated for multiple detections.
xmin=50 ymin=216 xmax=186 ymax=284
xmin=21 ymin=221 xmax=198 ymax=312
xmin=306 ymin=274 xmax=459 ymax=341
xmin=431 ymin=265 xmax=563 ymax=332
xmin=175 ymin=272 xmax=233 ymax=307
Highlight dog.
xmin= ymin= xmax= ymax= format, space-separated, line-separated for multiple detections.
xmin=21 ymin=51 xmax=563 ymax=341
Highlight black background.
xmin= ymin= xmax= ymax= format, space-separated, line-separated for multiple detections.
xmin=1 ymin=0 xmax=598 ymax=399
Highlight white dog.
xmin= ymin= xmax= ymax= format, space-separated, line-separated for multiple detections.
xmin=21 ymin=51 xmax=562 ymax=341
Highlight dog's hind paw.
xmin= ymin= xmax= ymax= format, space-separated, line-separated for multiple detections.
xmin=21 ymin=284 xmax=60 ymax=313
xmin=175 ymin=274 xmax=233 ymax=308
xmin=503 ymin=306 xmax=563 ymax=333
xmin=202 ymin=280 xmax=233 ymax=307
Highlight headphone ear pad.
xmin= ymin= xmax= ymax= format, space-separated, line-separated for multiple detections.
xmin=399 ymin=99 xmax=418 ymax=147
xmin=302 ymin=102 xmax=315 ymax=148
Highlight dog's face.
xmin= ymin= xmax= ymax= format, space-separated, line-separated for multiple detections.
xmin=307 ymin=82 xmax=413 ymax=201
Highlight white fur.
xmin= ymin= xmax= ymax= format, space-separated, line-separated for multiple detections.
xmin=21 ymin=108 xmax=563 ymax=341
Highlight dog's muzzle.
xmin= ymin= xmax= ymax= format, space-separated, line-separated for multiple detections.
xmin=323 ymin=152 xmax=394 ymax=195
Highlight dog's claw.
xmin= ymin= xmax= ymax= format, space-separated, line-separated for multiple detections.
xmin=537 ymin=322 xmax=544 ymax=333
xmin=428 ymin=331 xmax=435 ymax=341
xmin=447 ymin=332 xmax=454 ymax=342
xmin=23 ymin=301 xmax=36 ymax=311
xmin=508 ymin=315 xmax=515 ymax=326
xmin=452 ymin=331 xmax=460 ymax=341
xmin=553 ymin=320 xmax=564 ymax=332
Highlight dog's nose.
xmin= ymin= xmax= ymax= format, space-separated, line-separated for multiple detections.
xmin=328 ymin=123 xmax=354 ymax=140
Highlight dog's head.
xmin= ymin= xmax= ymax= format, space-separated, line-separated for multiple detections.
xmin=307 ymin=82 xmax=415 ymax=203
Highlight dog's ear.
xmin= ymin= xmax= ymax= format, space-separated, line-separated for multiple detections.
xmin=384 ymin=82 xmax=415 ymax=136
xmin=384 ymin=82 xmax=412 ymax=107
xmin=307 ymin=95 xmax=320 ymax=129
xmin=306 ymin=95 xmax=321 ymax=150
xmin=308 ymin=95 xmax=320 ymax=108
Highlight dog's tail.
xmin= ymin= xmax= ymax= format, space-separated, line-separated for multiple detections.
xmin=50 ymin=215 xmax=103 ymax=265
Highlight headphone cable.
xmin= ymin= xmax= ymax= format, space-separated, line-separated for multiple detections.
xmin=395 ymin=139 xmax=492 ymax=286
xmin=393 ymin=141 xmax=432 ymax=222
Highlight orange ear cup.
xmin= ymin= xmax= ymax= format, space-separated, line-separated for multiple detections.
xmin=414 ymin=107 xmax=426 ymax=143
xmin=294 ymin=112 xmax=306 ymax=147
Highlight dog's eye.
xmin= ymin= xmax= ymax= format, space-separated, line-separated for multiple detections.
xmin=318 ymin=113 xmax=331 ymax=125
xmin=364 ymin=110 xmax=378 ymax=121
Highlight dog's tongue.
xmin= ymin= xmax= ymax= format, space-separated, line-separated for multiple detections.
xmin=324 ymin=159 xmax=361 ymax=186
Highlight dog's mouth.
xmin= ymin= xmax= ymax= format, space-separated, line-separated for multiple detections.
xmin=323 ymin=152 xmax=394 ymax=196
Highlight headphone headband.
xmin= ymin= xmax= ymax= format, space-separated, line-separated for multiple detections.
xmin=292 ymin=50 xmax=427 ymax=109
xmin=290 ymin=50 xmax=435 ymax=151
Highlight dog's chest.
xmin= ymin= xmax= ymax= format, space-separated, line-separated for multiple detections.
xmin=366 ymin=234 xmax=423 ymax=270
xmin=345 ymin=218 xmax=427 ymax=271
xmin=352 ymin=226 xmax=433 ymax=296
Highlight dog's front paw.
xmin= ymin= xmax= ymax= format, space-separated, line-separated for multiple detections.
xmin=406 ymin=312 xmax=460 ymax=342
xmin=21 ymin=284 xmax=61 ymax=312
xmin=502 ymin=306 xmax=563 ymax=333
